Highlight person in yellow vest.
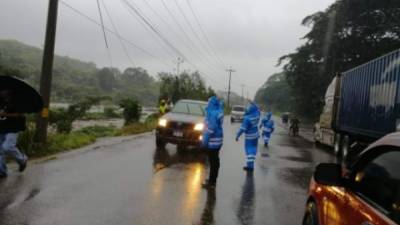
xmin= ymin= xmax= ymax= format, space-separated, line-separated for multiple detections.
xmin=159 ymin=99 xmax=167 ymax=116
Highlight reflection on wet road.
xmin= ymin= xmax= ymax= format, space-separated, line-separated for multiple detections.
xmin=237 ymin=173 xmax=255 ymax=225
xmin=0 ymin=118 xmax=335 ymax=225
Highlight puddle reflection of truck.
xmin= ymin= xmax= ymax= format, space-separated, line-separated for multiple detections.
xmin=314 ymin=49 xmax=400 ymax=160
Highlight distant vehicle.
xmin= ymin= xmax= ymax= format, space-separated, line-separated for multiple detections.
xmin=281 ymin=112 xmax=290 ymax=125
xmin=155 ymin=99 xmax=207 ymax=149
xmin=314 ymin=49 xmax=400 ymax=160
xmin=231 ymin=105 xmax=246 ymax=123
xmin=303 ymin=132 xmax=400 ymax=225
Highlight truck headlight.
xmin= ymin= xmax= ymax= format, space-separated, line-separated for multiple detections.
xmin=194 ymin=123 xmax=204 ymax=131
xmin=158 ymin=119 xmax=167 ymax=127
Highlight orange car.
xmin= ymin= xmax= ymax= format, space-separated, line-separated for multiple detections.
xmin=303 ymin=132 xmax=400 ymax=225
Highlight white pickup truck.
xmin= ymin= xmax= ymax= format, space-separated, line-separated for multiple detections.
xmin=230 ymin=105 xmax=245 ymax=123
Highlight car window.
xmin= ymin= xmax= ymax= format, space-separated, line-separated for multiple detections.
xmin=172 ymin=102 xmax=188 ymax=114
xmin=233 ymin=106 xmax=245 ymax=112
xmin=172 ymin=102 xmax=206 ymax=116
xmin=354 ymin=150 xmax=400 ymax=223
xmin=187 ymin=103 xmax=205 ymax=116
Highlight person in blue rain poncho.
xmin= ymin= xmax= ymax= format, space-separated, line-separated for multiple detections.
xmin=201 ymin=96 xmax=224 ymax=189
xmin=260 ymin=112 xmax=274 ymax=147
xmin=235 ymin=102 xmax=261 ymax=172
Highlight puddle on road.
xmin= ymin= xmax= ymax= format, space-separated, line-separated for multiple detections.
xmin=275 ymin=142 xmax=314 ymax=148
xmin=152 ymin=149 xmax=207 ymax=173
xmin=279 ymin=156 xmax=309 ymax=163
xmin=274 ymin=131 xmax=290 ymax=136
xmin=277 ymin=167 xmax=314 ymax=190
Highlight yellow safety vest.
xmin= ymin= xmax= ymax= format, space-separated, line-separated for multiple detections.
xmin=159 ymin=105 xmax=167 ymax=114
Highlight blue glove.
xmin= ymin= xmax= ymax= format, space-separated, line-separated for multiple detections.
xmin=235 ymin=134 xmax=240 ymax=142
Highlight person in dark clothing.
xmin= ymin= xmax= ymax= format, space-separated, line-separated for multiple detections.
xmin=289 ymin=116 xmax=300 ymax=136
xmin=0 ymin=90 xmax=28 ymax=178
xmin=201 ymin=96 xmax=224 ymax=189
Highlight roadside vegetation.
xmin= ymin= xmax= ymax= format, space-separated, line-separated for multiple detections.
xmin=255 ymin=72 xmax=294 ymax=114
xmin=17 ymin=98 xmax=157 ymax=158
xmin=158 ymin=71 xmax=216 ymax=103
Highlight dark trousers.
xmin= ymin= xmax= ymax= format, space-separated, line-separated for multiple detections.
xmin=208 ymin=149 xmax=220 ymax=185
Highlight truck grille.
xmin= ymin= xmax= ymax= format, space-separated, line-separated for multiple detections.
xmin=169 ymin=121 xmax=193 ymax=130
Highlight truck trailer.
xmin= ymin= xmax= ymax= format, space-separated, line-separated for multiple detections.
xmin=314 ymin=49 xmax=400 ymax=159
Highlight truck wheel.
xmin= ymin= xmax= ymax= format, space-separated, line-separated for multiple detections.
xmin=342 ymin=135 xmax=350 ymax=160
xmin=302 ymin=201 xmax=319 ymax=225
xmin=156 ymin=137 xmax=166 ymax=149
xmin=230 ymin=118 xmax=234 ymax=123
xmin=334 ymin=134 xmax=342 ymax=156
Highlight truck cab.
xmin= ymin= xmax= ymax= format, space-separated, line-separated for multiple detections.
xmin=314 ymin=76 xmax=341 ymax=152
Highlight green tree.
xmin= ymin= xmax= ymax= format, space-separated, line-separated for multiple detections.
xmin=158 ymin=71 xmax=215 ymax=103
xmin=278 ymin=0 xmax=400 ymax=119
xmin=97 ymin=67 xmax=117 ymax=92
xmin=119 ymin=98 xmax=142 ymax=125
xmin=255 ymin=73 xmax=294 ymax=113
xmin=116 ymin=67 xmax=159 ymax=105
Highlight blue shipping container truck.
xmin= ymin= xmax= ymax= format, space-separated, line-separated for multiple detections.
xmin=314 ymin=49 xmax=400 ymax=159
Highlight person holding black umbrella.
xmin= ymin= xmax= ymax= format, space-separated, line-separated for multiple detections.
xmin=0 ymin=76 xmax=43 ymax=178
xmin=0 ymin=89 xmax=28 ymax=178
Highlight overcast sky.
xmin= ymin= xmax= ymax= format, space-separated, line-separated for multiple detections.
xmin=0 ymin=0 xmax=334 ymax=97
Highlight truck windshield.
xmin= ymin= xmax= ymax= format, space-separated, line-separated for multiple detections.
xmin=233 ymin=106 xmax=245 ymax=112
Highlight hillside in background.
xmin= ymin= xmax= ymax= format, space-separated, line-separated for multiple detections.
xmin=0 ymin=39 xmax=159 ymax=106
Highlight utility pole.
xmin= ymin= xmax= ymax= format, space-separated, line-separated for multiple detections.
xmin=226 ymin=67 xmax=235 ymax=108
xmin=174 ymin=57 xmax=184 ymax=76
xmin=35 ymin=0 xmax=59 ymax=144
xmin=241 ymin=84 xmax=245 ymax=104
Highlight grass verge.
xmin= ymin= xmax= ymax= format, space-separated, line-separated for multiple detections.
xmin=115 ymin=121 xmax=156 ymax=136
xmin=18 ymin=118 xmax=157 ymax=158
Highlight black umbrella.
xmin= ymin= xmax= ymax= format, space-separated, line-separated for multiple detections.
xmin=0 ymin=76 xmax=43 ymax=113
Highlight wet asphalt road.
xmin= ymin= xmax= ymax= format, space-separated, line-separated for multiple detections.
xmin=0 ymin=119 xmax=335 ymax=225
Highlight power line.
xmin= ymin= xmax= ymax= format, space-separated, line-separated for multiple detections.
xmin=95 ymin=0 xmax=113 ymax=67
xmin=185 ymin=0 xmax=226 ymax=68
xmin=159 ymin=0 xmax=202 ymax=56
xmin=139 ymin=0 xmax=193 ymax=53
xmin=61 ymin=0 xmax=226 ymax=90
xmin=121 ymin=0 xmax=177 ymax=59
xmin=172 ymin=0 xmax=223 ymax=70
xmin=173 ymin=0 xmax=224 ymax=70
xmin=60 ymin=0 xmax=173 ymax=68
xmin=122 ymin=0 xmax=188 ymax=60
xmin=121 ymin=0 xmax=225 ymax=88
xmin=100 ymin=0 xmax=135 ymax=67
xmin=158 ymin=0 xmax=224 ymax=75
xmin=139 ymin=0 xmax=215 ymax=71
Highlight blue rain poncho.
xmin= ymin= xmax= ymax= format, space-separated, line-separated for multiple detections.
xmin=236 ymin=102 xmax=261 ymax=169
xmin=202 ymin=96 xmax=224 ymax=150
xmin=260 ymin=112 xmax=274 ymax=145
